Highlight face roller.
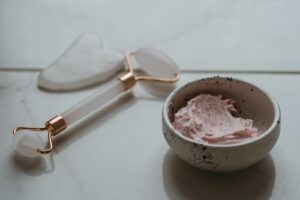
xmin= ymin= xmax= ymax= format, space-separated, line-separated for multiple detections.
xmin=12 ymin=48 xmax=180 ymax=158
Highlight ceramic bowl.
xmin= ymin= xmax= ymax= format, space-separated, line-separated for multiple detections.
xmin=162 ymin=76 xmax=280 ymax=172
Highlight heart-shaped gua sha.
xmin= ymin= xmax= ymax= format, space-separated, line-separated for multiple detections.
xmin=38 ymin=33 xmax=124 ymax=91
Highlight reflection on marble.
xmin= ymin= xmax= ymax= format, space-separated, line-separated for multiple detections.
xmin=11 ymin=151 xmax=55 ymax=176
xmin=163 ymin=150 xmax=275 ymax=200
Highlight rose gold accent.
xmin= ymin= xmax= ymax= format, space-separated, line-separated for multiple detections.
xmin=119 ymin=72 xmax=136 ymax=90
xmin=119 ymin=51 xmax=180 ymax=89
xmin=119 ymin=52 xmax=136 ymax=91
xmin=37 ymin=131 xmax=54 ymax=154
xmin=136 ymin=73 xmax=180 ymax=83
xmin=13 ymin=127 xmax=47 ymax=134
xmin=12 ymin=115 xmax=67 ymax=154
xmin=46 ymin=115 xmax=67 ymax=136
xmin=124 ymin=52 xmax=135 ymax=74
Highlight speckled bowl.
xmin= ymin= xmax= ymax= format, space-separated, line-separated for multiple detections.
xmin=162 ymin=76 xmax=280 ymax=172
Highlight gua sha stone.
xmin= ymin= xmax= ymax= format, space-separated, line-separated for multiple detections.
xmin=38 ymin=33 xmax=124 ymax=91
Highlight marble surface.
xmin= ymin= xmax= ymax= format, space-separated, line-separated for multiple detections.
xmin=1 ymin=0 xmax=300 ymax=71
xmin=1 ymin=71 xmax=300 ymax=200
xmin=1 ymin=1 xmax=300 ymax=199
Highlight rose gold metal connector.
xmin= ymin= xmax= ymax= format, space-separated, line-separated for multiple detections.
xmin=13 ymin=115 xmax=66 ymax=154
xmin=119 ymin=51 xmax=180 ymax=91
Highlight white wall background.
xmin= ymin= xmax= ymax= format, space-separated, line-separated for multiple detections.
xmin=1 ymin=0 xmax=300 ymax=71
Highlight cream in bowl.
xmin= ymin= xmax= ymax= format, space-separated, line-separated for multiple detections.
xmin=162 ymin=76 xmax=280 ymax=172
xmin=172 ymin=94 xmax=259 ymax=144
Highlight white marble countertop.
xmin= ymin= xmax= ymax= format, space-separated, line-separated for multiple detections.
xmin=1 ymin=1 xmax=300 ymax=200
xmin=1 ymin=72 xmax=300 ymax=200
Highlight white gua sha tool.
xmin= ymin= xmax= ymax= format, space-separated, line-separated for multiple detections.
xmin=13 ymin=48 xmax=180 ymax=158
xmin=37 ymin=33 xmax=124 ymax=91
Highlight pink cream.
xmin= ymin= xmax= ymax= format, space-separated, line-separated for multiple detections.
xmin=172 ymin=94 xmax=258 ymax=144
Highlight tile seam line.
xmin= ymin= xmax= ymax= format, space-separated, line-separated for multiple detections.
xmin=0 ymin=67 xmax=300 ymax=74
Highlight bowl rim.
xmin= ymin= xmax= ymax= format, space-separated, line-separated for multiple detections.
xmin=162 ymin=76 xmax=281 ymax=148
